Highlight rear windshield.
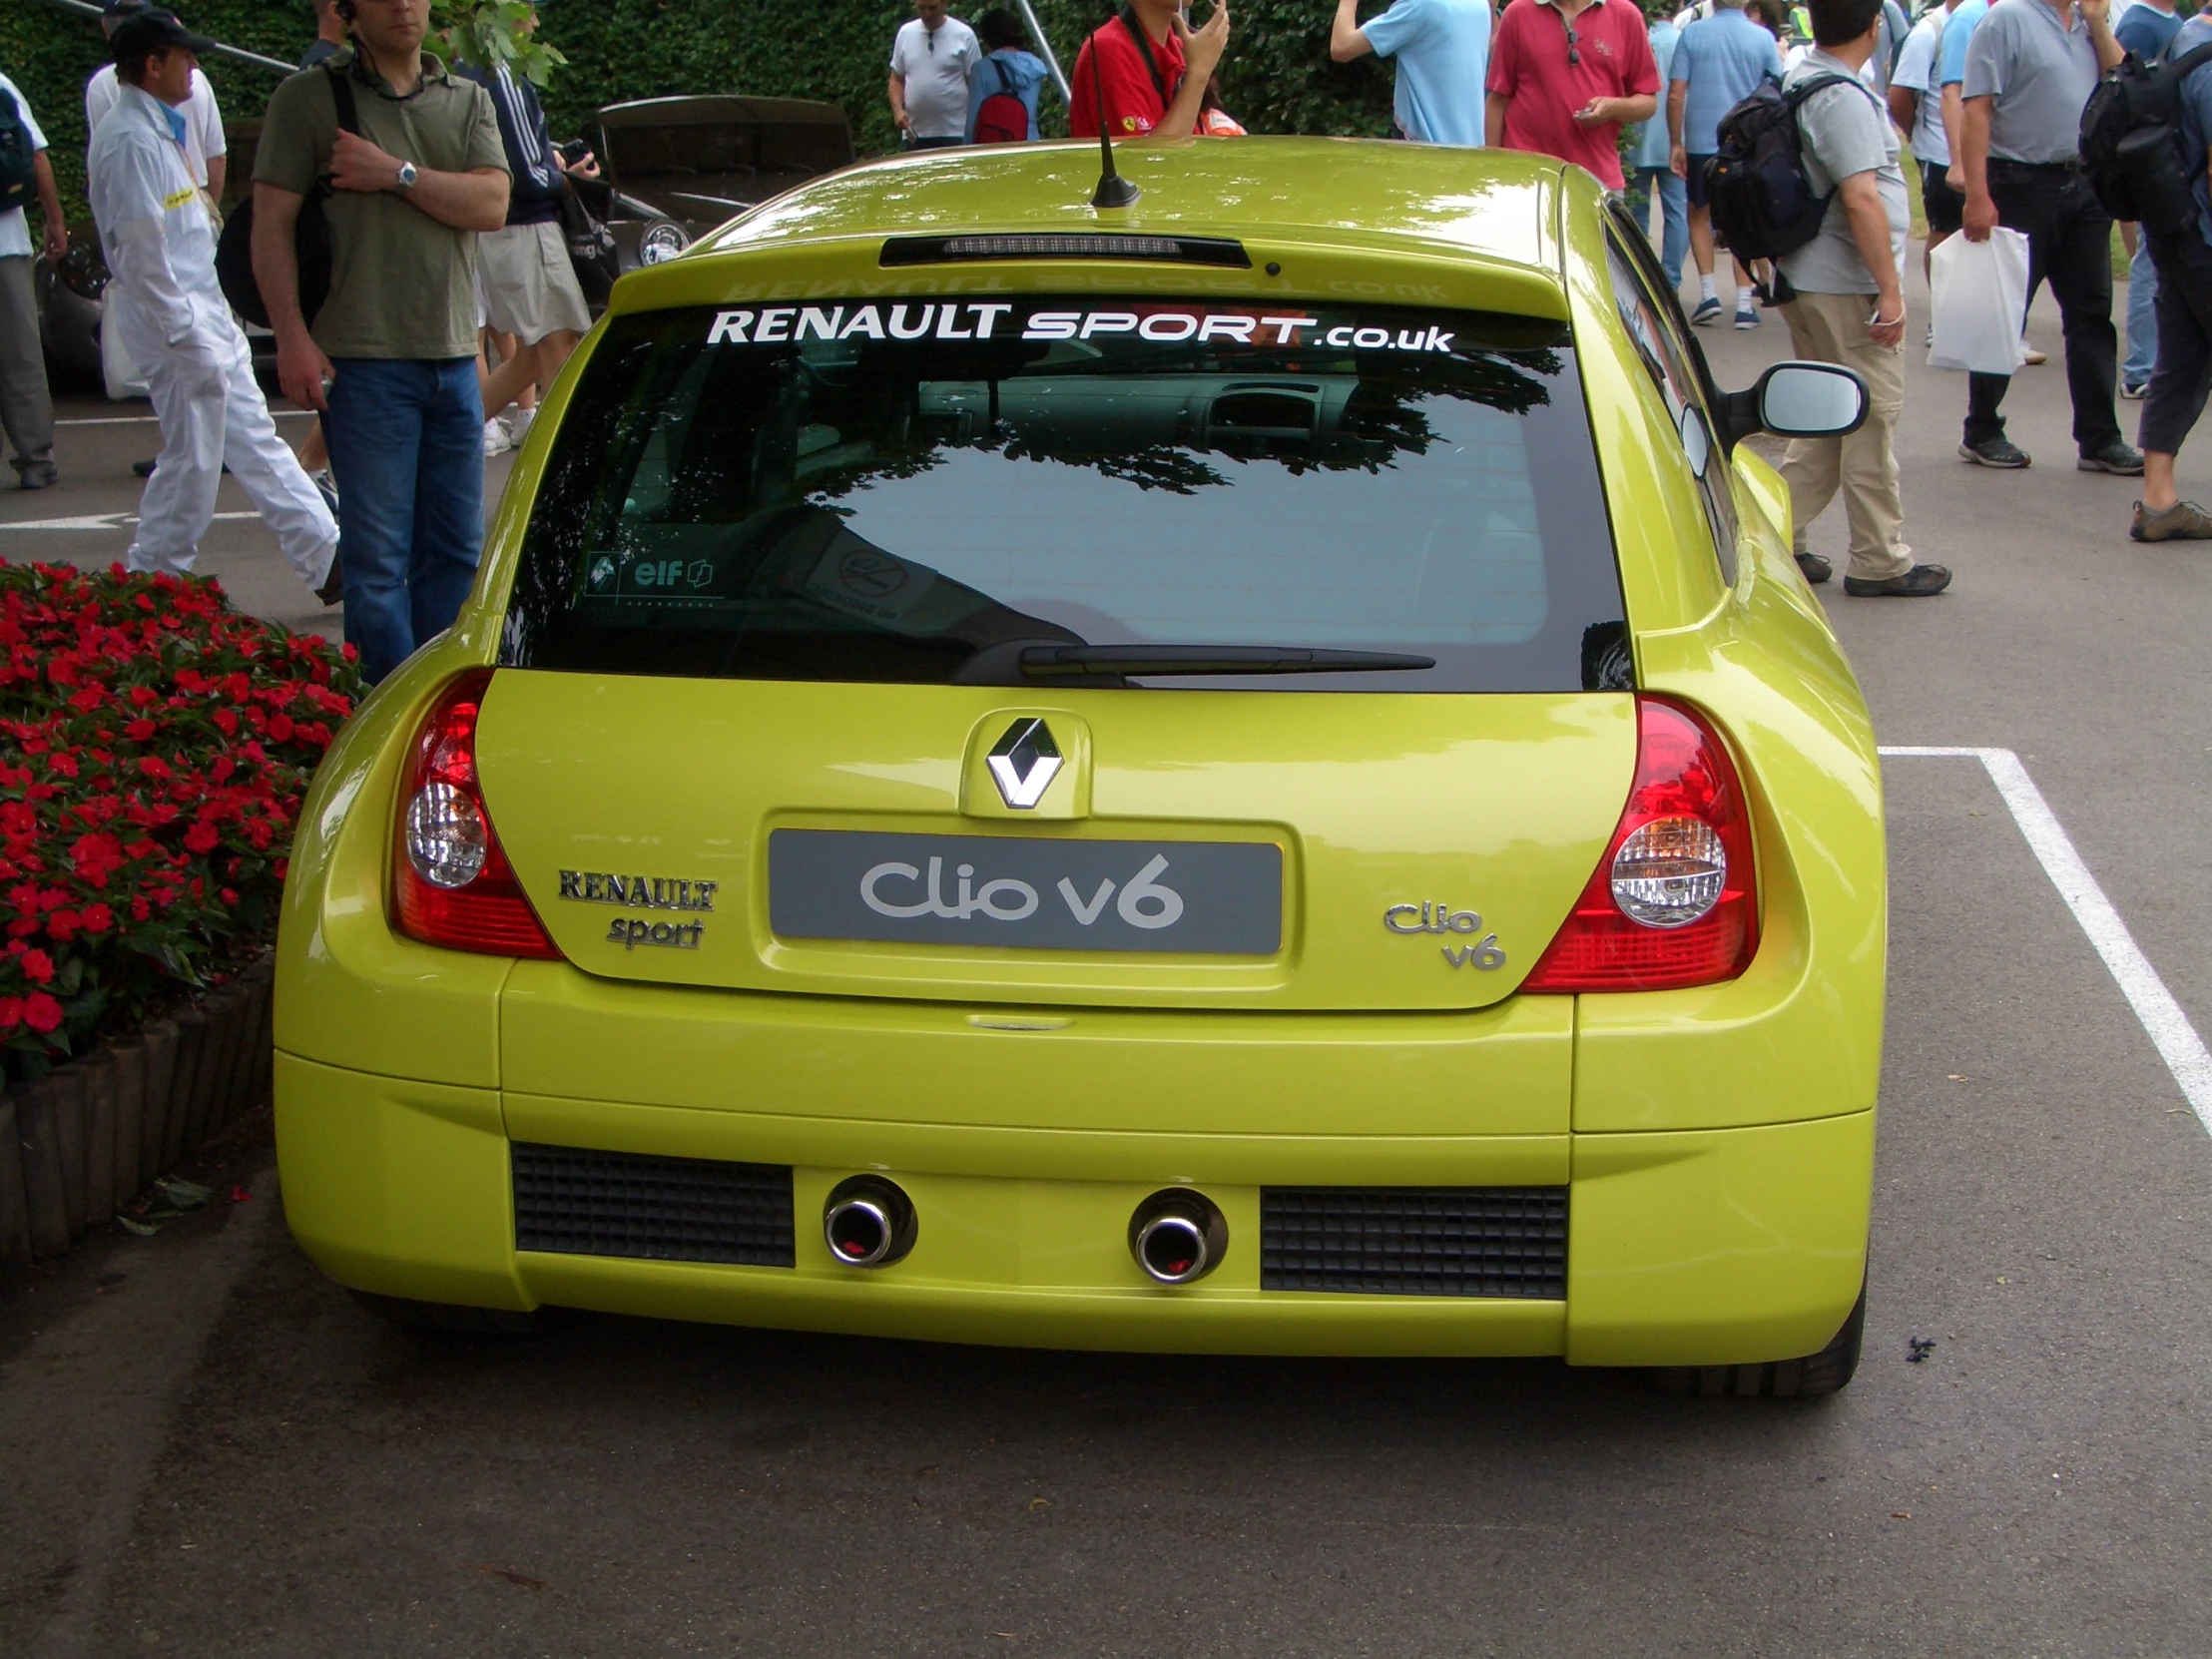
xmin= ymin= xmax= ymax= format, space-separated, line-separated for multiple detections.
xmin=501 ymin=298 xmax=1627 ymax=693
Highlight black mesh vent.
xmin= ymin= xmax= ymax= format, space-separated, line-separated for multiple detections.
xmin=1261 ymin=1187 xmax=1567 ymax=1298
xmin=879 ymin=233 xmax=1252 ymax=268
xmin=513 ymin=1144 xmax=795 ymax=1267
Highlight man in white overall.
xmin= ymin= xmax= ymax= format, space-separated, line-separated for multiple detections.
xmin=87 ymin=10 xmax=336 ymax=591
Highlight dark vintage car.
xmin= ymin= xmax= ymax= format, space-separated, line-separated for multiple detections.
xmin=561 ymin=95 xmax=855 ymax=304
xmin=37 ymin=94 xmax=856 ymax=388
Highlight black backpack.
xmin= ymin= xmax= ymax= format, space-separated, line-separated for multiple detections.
xmin=215 ymin=67 xmax=360 ymax=328
xmin=1704 ymin=73 xmax=1866 ymax=297
xmin=0 ymin=84 xmax=36 ymax=216
xmin=2080 ymin=41 xmax=2212 ymax=239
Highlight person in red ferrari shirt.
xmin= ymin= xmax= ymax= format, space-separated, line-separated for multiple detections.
xmin=1069 ymin=0 xmax=1232 ymax=140
xmin=1484 ymin=0 xmax=1660 ymax=192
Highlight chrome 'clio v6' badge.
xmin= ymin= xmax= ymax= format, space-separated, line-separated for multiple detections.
xmin=986 ymin=718 xmax=1063 ymax=810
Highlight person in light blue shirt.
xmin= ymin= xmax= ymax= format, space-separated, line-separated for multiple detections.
xmin=1330 ymin=0 xmax=1492 ymax=147
xmin=2113 ymin=0 xmax=2185 ymax=396
xmin=965 ymin=8 xmax=1052 ymax=141
xmin=1630 ymin=7 xmax=1689 ymax=289
xmin=1934 ymin=0 xmax=1990 ymax=188
xmin=1669 ymin=0 xmax=1783 ymax=326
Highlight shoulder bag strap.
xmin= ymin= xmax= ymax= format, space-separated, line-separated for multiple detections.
xmin=1117 ymin=8 xmax=1176 ymax=110
xmin=325 ymin=64 xmax=361 ymax=142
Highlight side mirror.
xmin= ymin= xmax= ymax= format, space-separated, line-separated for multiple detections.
xmin=1717 ymin=361 xmax=1871 ymax=448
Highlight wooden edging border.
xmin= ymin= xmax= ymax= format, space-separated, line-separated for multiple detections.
xmin=0 ymin=956 xmax=274 ymax=1274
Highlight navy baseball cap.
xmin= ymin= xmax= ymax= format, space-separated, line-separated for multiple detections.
xmin=110 ymin=9 xmax=219 ymax=61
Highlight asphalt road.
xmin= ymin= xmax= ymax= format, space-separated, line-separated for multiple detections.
xmin=2 ymin=267 xmax=2208 ymax=1657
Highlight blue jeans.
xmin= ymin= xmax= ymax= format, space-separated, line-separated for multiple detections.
xmin=2123 ymin=232 xmax=2158 ymax=391
xmin=1632 ymin=166 xmax=1689 ymax=293
xmin=323 ymin=357 xmax=484 ymax=684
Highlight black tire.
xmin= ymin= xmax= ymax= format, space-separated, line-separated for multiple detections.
xmin=1648 ymin=1283 xmax=1866 ymax=1398
xmin=348 ymin=1289 xmax=556 ymax=1337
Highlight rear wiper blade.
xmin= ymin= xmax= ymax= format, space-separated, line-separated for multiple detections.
xmin=1017 ymin=644 xmax=1435 ymax=678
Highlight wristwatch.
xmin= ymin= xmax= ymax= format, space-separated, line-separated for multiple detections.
xmin=394 ymin=161 xmax=418 ymax=195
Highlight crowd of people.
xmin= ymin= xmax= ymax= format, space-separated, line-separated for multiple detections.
xmin=0 ymin=0 xmax=2207 ymax=677
xmin=0 ymin=0 xmax=600 ymax=683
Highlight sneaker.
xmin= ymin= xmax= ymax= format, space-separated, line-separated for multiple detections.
xmin=1958 ymin=435 xmax=2030 ymax=468
xmin=132 ymin=456 xmax=158 ymax=478
xmin=482 ymin=417 xmax=513 ymax=458
xmin=309 ymin=467 xmax=339 ymax=519
xmin=2077 ymin=439 xmax=2145 ymax=475
xmin=2130 ymin=499 xmax=2212 ymax=542
xmin=2120 ymin=381 xmax=2149 ymax=400
xmin=1734 ymin=306 xmax=1760 ymax=329
xmin=1794 ymin=550 xmax=1833 ymax=584
xmin=2022 ymin=346 xmax=2048 ymax=365
xmin=1691 ymin=297 xmax=1724 ymax=327
xmin=316 ymin=551 xmax=346 ymax=606
xmin=1844 ymin=563 xmax=1952 ymax=597
xmin=16 ymin=463 xmax=57 ymax=490
xmin=508 ymin=406 xmax=536 ymax=441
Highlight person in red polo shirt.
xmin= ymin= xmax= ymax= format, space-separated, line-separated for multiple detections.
xmin=1484 ymin=0 xmax=1660 ymax=191
xmin=1069 ymin=0 xmax=1231 ymax=140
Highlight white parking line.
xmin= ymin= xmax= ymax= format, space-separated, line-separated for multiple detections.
xmin=0 ymin=512 xmax=262 ymax=532
xmin=1882 ymin=746 xmax=2212 ymax=1137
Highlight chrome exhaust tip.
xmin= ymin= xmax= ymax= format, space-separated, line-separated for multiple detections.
xmin=824 ymin=1176 xmax=916 ymax=1268
xmin=1129 ymin=1189 xmax=1227 ymax=1285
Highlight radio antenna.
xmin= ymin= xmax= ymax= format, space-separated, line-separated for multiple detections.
xmin=1089 ymin=20 xmax=1140 ymax=210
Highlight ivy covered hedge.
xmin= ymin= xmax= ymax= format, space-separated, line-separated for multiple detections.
xmin=5 ymin=0 xmax=1396 ymax=220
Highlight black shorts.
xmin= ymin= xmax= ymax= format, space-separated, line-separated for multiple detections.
xmin=1922 ymin=164 xmax=1964 ymax=236
xmin=1685 ymin=154 xmax=1717 ymax=211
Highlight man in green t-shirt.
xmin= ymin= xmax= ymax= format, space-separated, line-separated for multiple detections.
xmin=250 ymin=0 xmax=508 ymax=683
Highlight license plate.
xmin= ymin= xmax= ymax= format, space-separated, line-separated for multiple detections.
xmin=769 ymin=830 xmax=1282 ymax=955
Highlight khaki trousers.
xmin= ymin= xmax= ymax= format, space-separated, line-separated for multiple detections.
xmin=0 ymin=256 xmax=56 ymax=482
xmin=1778 ymin=290 xmax=1912 ymax=581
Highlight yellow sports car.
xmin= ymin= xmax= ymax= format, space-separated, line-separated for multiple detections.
xmin=276 ymin=140 xmax=1885 ymax=1396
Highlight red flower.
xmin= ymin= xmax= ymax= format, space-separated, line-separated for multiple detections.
xmin=184 ymin=822 xmax=220 ymax=854
xmin=80 ymin=901 xmax=113 ymax=933
xmin=46 ymin=909 xmax=79 ymax=942
xmin=19 ymin=948 xmax=54 ymax=984
xmin=125 ymin=718 xmax=156 ymax=743
xmin=23 ymin=992 xmax=62 ymax=1034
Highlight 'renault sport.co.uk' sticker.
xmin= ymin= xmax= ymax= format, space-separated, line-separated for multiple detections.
xmin=702 ymin=302 xmax=1459 ymax=355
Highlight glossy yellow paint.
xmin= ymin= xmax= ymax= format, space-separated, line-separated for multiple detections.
xmin=275 ymin=142 xmax=1885 ymax=1365
xmin=476 ymin=675 xmax=1636 ymax=1012
xmin=498 ymin=960 xmax=1576 ymax=1137
xmin=275 ymin=1051 xmax=1860 ymax=1360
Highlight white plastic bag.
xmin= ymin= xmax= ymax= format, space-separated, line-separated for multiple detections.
xmin=1928 ymin=228 xmax=2030 ymax=375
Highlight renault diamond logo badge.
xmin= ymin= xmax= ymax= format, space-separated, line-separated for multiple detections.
xmin=986 ymin=719 xmax=1063 ymax=810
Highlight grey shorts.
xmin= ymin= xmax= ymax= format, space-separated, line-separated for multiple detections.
xmin=478 ymin=220 xmax=592 ymax=345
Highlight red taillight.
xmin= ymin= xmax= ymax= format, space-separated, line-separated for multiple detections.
xmin=390 ymin=670 xmax=562 ymax=960
xmin=1521 ymin=697 xmax=1759 ymax=993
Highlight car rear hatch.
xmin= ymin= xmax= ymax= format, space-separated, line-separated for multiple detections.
xmin=477 ymin=292 xmax=1635 ymax=1013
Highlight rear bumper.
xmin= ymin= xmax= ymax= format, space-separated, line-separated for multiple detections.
xmin=276 ymin=1051 xmax=1870 ymax=1364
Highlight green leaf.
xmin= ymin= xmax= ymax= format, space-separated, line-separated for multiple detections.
xmin=153 ymin=1176 xmax=213 ymax=1210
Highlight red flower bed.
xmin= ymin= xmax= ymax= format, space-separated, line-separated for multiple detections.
xmin=0 ymin=562 xmax=360 ymax=1081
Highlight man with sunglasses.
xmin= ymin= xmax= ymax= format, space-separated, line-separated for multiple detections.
xmin=1486 ymin=0 xmax=1662 ymax=192
xmin=890 ymin=0 xmax=981 ymax=150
